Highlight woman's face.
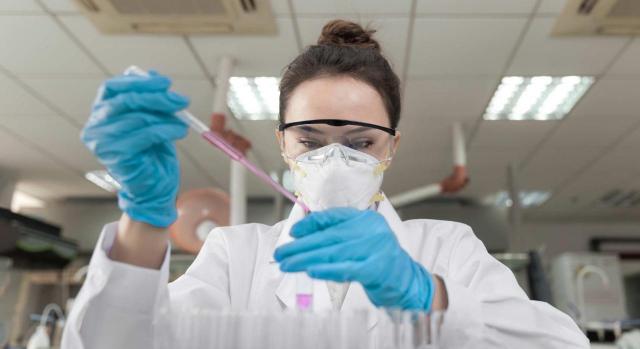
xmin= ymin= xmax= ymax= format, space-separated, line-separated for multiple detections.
xmin=277 ymin=76 xmax=400 ymax=162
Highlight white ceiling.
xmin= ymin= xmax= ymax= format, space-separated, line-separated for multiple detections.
xmin=0 ymin=0 xmax=639 ymax=219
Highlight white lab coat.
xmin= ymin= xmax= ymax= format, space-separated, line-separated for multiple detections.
xmin=61 ymin=198 xmax=588 ymax=349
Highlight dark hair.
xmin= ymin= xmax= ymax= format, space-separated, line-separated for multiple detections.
xmin=279 ymin=19 xmax=401 ymax=129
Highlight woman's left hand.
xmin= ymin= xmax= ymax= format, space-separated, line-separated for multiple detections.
xmin=274 ymin=207 xmax=435 ymax=311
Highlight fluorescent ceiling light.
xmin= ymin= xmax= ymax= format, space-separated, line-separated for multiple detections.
xmin=85 ymin=170 xmax=121 ymax=193
xmin=228 ymin=77 xmax=280 ymax=121
xmin=11 ymin=191 xmax=45 ymax=212
xmin=484 ymin=76 xmax=594 ymax=121
xmin=491 ymin=190 xmax=551 ymax=208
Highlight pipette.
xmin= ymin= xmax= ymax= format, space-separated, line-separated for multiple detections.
xmin=123 ymin=66 xmax=310 ymax=213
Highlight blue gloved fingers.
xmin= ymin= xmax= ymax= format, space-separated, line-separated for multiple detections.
xmin=290 ymin=207 xmax=364 ymax=238
xmin=96 ymin=90 xmax=189 ymax=119
xmin=274 ymin=216 xmax=370 ymax=261
xmin=306 ymin=261 xmax=362 ymax=282
xmin=102 ymin=74 xmax=172 ymax=99
xmin=278 ymin=240 xmax=365 ymax=272
xmin=82 ymin=116 xmax=188 ymax=157
xmin=99 ymin=121 xmax=188 ymax=155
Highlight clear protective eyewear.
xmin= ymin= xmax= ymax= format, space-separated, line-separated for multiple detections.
xmin=278 ymin=119 xmax=397 ymax=163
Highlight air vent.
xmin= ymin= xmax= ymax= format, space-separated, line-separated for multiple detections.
xmin=597 ymin=189 xmax=640 ymax=208
xmin=73 ymin=0 xmax=275 ymax=34
xmin=553 ymin=0 xmax=640 ymax=36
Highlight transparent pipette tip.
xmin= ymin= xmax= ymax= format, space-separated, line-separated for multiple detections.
xmin=296 ymin=273 xmax=313 ymax=311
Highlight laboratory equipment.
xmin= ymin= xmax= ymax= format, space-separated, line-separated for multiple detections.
xmin=26 ymin=303 xmax=65 ymax=349
xmin=389 ymin=122 xmax=468 ymax=207
xmin=296 ymin=272 xmax=313 ymax=311
xmin=551 ymin=253 xmax=627 ymax=324
xmin=123 ymin=66 xmax=309 ymax=213
xmin=169 ymin=188 xmax=230 ymax=254
xmin=625 ymin=272 xmax=640 ymax=319
xmin=154 ymin=307 xmax=443 ymax=349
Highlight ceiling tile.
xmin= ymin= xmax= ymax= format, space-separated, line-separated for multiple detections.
xmin=238 ymin=120 xmax=282 ymax=168
xmin=520 ymin=147 xmax=596 ymax=188
xmin=59 ymin=16 xmax=205 ymax=77
xmin=459 ymin=167 xmax=507 ymax=198
xmin=25 ymin=77 xmax=215 ymax=126
xmin=543 ymin=116 xmax=639 ymax=149
xmin=616 ymin=124 xmax=640 ymax=151
xmin=508 ymin=17 xmax=629 ymax=75
xmin=177 ymin=148 xmax=217 ymax=192
xmin=40 ymin=0 xmax=79 ymax=13
xmin=190 ymin=18 xmax=299 ymax=77
xmin=178 ymin=132 xmax=231 ymax=188
xmin=270 ymin=0 xmax=290 ymax=15
xmin=399 ymin=116 xmax=472 ymax=152
xmin=171 ymin=78 xmax=215 ymax=122
xmin=470 ymin=121 xmax=555 ymax=150
xmin=384 ymin=152 xmax=451 ymax=196
xmin=537 ymin=0 xmax=567 ymax=15
xmin=0 ymin=0 xmax=42 ymax=12
xmin=467 ymin=148 xmax=525 ymax=173
xmin=570 ymin=79 xmax=640 ymax=117
xmin=588 ymin=147 xmax=640 ymax=175
xmin=17 ymin=173 xmax=106 ymax=199
xmin=417 ymin=0 xmax=536 ymax=15
xmin=545 ymin=169 xmax=639 ymax=211
xmin=0 ymin=126 xmax=62 ymax=173
xmin=403 ymin=78 xmax=497 ymax=121
xmin=0 ymin=15 xmax=102 ymax=76
xmin=1 ymin=114 xmax=96 ymax=173
xmin=292 ymin=0 xmax=411 ymax=15
xmin=0 ymin=74 xmax=54 ymax=115
xmin=296 ymin=16 xmax=409 ymax=74
xmin=607 ymin=38 xmax=640 ymax=77
xmin=22 ymin=76 xmax=103 ymax=118
xmin=409 ymin=18 xmax=527 ymax=77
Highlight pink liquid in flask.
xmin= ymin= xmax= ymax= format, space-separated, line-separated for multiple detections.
xmin=296 ymin=294 xmax=313 ymax=311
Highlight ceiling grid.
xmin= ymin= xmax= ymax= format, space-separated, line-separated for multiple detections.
xmin=0 ymin=0 xmax=637 ymax=219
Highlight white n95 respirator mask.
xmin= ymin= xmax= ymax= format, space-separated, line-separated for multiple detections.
xmin=288 ymin=143 xmax=388 ymax=211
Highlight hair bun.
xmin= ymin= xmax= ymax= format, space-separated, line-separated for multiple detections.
xmin=318 ymin=19 xmax=380 ymax=51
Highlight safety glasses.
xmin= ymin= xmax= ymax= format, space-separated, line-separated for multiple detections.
xmin=278 ymin=119 xmax=397 ymax=162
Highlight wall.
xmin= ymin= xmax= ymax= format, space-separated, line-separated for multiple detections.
xmin=520 ymin=221 xmax=640 ymax=261
xmin=21 ymin=199 xmax=121 ymax=251
xmin=0 ymin=169 xmax=16 ymax=209
xmin=18 ymin=197 xmax=640 ymax=266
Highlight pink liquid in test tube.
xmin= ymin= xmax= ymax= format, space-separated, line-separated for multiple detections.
xmin=296 ymin=294 xmax=313 ymax=311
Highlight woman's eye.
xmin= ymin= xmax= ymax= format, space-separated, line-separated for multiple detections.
xmin=350 ymin=140 xmax=374 ymax=150
xmin=299 ymin=139 xmax=321 ymax=149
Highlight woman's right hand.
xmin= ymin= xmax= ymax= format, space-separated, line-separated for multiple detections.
xmin=81 ymin=71 xmax=189 ymax=229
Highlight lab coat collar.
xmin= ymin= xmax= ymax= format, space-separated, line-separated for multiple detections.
xmin=273 ymin=194 xmax=406 ymax=330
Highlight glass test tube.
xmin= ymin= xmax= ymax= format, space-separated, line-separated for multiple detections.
xmin=296 ymin=272 xmax=313 ymax=311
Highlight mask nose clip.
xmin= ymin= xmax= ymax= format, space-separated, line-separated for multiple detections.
xmin=321 ymin=143 xmax=350 ymax=166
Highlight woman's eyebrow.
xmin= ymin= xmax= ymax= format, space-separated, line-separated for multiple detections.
xmin=299 ymin=125 xmax=323 ymax=134
xmin=344 ymin=126 xmax=372 ymax=135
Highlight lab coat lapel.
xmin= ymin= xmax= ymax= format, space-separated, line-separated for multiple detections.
xmin=272 ymin=196 xmax=406 ymax=322
xmin=272 ymin=204 xmax=332 ymax=312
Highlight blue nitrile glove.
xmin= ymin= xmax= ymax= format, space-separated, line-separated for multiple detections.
xmin=81 ymin=71 xmax=189 ymax=228
xmin=274 ymin=207 xmax=436 ymax=311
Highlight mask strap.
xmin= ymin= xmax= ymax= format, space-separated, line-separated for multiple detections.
xmin=369 ymin=192 xmax=385 ymax=206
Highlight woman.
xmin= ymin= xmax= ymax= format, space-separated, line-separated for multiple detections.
xmin=62 ymin=20 xmax=588 ymax=348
